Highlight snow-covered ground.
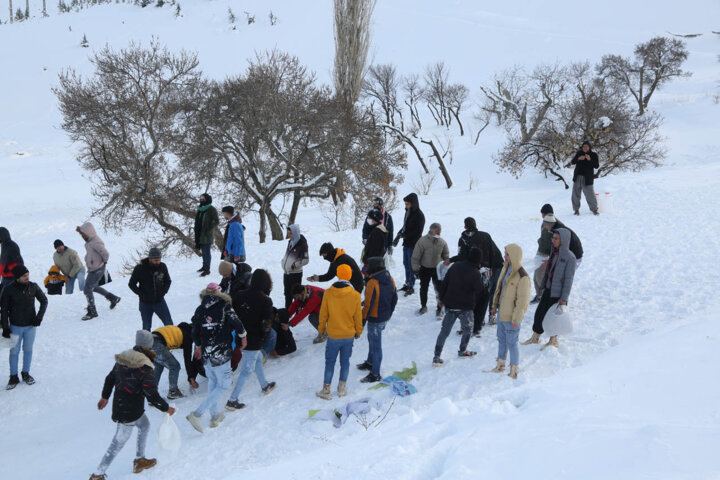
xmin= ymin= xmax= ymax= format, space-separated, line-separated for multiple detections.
xmin=1 ymin=1 xmax=719 ymax=479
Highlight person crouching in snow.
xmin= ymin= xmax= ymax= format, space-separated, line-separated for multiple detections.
xmin=288 ymin=283 xmax=325 ymax=343
xmin=90 ymin=330 xmax=175 ymax=480
xmin=151 ymin=322 xmax=205 ymax=399
xmin=43 ymin=265 xmax=68 ymax=295
xmin=316 ymin=264 xmax=363 ymax=400
xmin=486 ymin=244 xmax=531 ymax=379
xmin=356 ymin=257 xmax=397 ymax=383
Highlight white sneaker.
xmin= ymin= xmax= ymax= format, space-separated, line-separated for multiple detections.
xmin=186 ymin=412 xmax=204 ymax=433
xmin=210 ymin=413 xmax=225 ymax=428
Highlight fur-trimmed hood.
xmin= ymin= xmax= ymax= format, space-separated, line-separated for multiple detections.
xmin=114 ymin=348 xmax=154 ymax=369
xmin=200 ymin=289 xmax=233 ymax=304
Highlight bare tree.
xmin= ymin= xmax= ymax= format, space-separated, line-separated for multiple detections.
xmin=403 ymin=73 xmax=423 ymax=129
xmin=423 ymin=62 xmax=450 ymax=126
xmin=362 ymin=63 xmax=403 ymax=129
xmin=445 ymin=83 xmax=468 ymax=135
xmin=333 ymin=0 xmax=376 ymax=108
xmin=597 ymin=36 xmax=690 ymax=115
xmin=420 ymin=138 xmax=452 ymax=188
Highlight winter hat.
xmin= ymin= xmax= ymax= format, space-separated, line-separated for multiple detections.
xmin=218 ymin=261 xmax=234 ymax=278
xmin=464 ymin=217 xmax=476 ymax=229
xmin=277 ymin=308 xmax=290 ymax=324
xmin=206 ymin=282 xmax=221 ymax=292
xmin=148 ymin=247 xmax=162 ymax=259
xmin=319 ymin=242 xmax=335 ymax=257
xmin=468 ymin=247 xmax=482 ymax=266
xmin=367 ymin=209 xmax=383 ymax=223
xmin=542 ymin=214 xmax=557 ymax=226
xmin=221 ymin=206 xmax=234 ymax=214
xmin=135 ymin=330 xmax=154 ymax=349
xmin=581 ymin=141 xmax=592 ymax=149
xmin=11 ymin=264 xmax=28 ymax=278
xmin=367 ymin=256 xmax=385 ymax=274
xmin=336 ymin=264 xmax=352 ymax=281
xmin=540 ymin=204 xmax=554 ymax=215
xmin=372 ymin=197 xmax=384 ymax=206
xmin=53 ymin=239 xmax=64 ymax=249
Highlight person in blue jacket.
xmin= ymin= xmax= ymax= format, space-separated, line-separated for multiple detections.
xmin=221 ymin=206 xmax=246 ymax=262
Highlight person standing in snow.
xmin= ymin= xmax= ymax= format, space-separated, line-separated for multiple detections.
xmin=151 ymin=322 xmax=204 ymax=399
xmin=357 ymin=257 xmax=397 ymax=383
xmin=77 ymin=222 xmax=121 ymax=321
xmin=221 ymin=206 xmax=246 ymax=262
xmin=194 ymin=193 xmax=219 ymax=277
xmin=281 ymin=224 xmax=309 ymax=308
xmin=571 ymin=141 xmax=600 ymax=215
xmin=187 ymin=283 xmax=247 ymax=432
xmin=362 ymin=209 xmax=388 ymax=265
xmin=308 ymin=242 xmax=364 ymax=293
xmin=522 ymin=228 xmax=576 ymax=349
xmin=128 ymin=248 xmax=173 ymax=331
xmin=0 ymin=227 xmax=24 ymax=295
xmin=411 ymin=223 xmax=450 ymax=317
xmin=393 ymin=193 xmax=425 ymax=296
xmin=2 ymin=265 xmax=48 ymax=390
xmin=432 ymin=248 xmax=484 ymax=366
xmin=90 ymin=330 xmax=175 ymax=480
xmin=53 ymin=239 xmax=86 ymax=294
xmin=486 ymin=244 xmax=531 ymax=379
xmin=361 ymin=197 xmax=394 ymax=253
xmin=531 ymin=204 xmax=555 ymax=304
xmin=316 ymin=265 xmax=363 ymax=400
xmin=288 ymin=284 xmax=326 ymax=343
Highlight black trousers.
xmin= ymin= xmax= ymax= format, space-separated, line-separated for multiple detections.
xmin=283 ymin=273 xmax=302 ymax=309
xmin=473 ymin=286 xmax=490 ymax=333
xmin=418 ymin=266 xmax=440 ymax=308
xmin=533 ymin=289 xmax=560 ymax=334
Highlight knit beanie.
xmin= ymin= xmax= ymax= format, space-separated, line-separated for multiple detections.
xmin=11 ymin=264 xmax=28 ymax=278
xmin=368 ymin=209 xmax=383 ymax=223
xmin=53 ymin=239 xmax=64 ymax=249
xmin=135 ymin=330 xmax=153 ymax=349
xmin=148 ymin=247 xmax=162 ymax=259
xmin=542 ymin=214 xmax=557 ymax=226
xmin=540 ymin=204 xmax=554 ymax=215
xmin=319 ymin=242 xmax=335 ymax=257
xmin=336 ymin=264 xmax=352 ymax=281
xmin=206 ymin=282 xmax=221 ymax=292
xmin=464 ymin=217 xmax=476 ymax=229
xmin=218 ymin=261 xmax=234 ymax=278
xmin=367 ymin=256 xmax=385 ymax=274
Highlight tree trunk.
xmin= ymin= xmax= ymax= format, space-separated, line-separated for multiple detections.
xmin=24 ymin=0 xmax=27 ymax=17
xmin=265 ymin=206 xmax=285 ymax=241
xmin=42 ymin=0 xmax=47 ymax=16
xmin=258 ymin=209 xmax=268 ymax=243
xmin=289 ymin=191 xmax=302 ymax=226
xmin=9 ymin=0 xmax=13 ymax=24
xmin=379 ymin=123 xmax=429 ymax=174
xmin=421 ymin=138 xmax=453 ymax=188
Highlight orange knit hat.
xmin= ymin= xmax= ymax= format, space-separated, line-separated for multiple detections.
xmin=336 ymin=264 xmax=352 ymax=281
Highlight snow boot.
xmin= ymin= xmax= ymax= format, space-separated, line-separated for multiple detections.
xmin=436 ymin=306 xmax=443 ymax=319
xmin=210 ymin=413 xmax=225 ymax=428
xmin=337 ymin=381 xmax=347 ymax=397
xmin=133 ymin=457 xmax=157 ymax=474
xmin=82 ymin=305 xmax=98 ymax=321
xmin=167 ymin=388 xmax=183 ymax=400
xmin=89 ymin=474 xmax=107 ymax=480
xmin=473 ymin=331 xmax=482 ymax=338
xmin=574 ymin=210 xmax=580 ymax=216
xmin=540 ymin=335 xmax=559 ymax=350
xmin=432 ymin=357 xmax=444 ymax=367
xmin=484 ymin=359 xmax=506 ymax=373
xmin=403 ymin=287 xmax=415 ymax=297
xmin=508 ymin=365 xmax=519 ymax=379
xmin=262 ymin=381 xmax=276 ymax=395
xmin=316 ymin=384 xmax=332 ymax=400
xmin=458 ymin=351 xmax=477 ymax=358
xmin=225 ymin=400 xmax=246 ymax=411
xmin=417 ymin=306 xmax=428 ymax=315
xmin=356 ymin=361 xmax=372 ymax=371
xmin=108 ymin=295 xmax=121 ymax=310
xmin=6 ymin=375 xmax=19 ymax=390
xmin=186 ymin=412 xmax=204 ymax=433
xmin=196 ymin=267 xmax=205 ymax=273
xmin=312 ymin=332 xmax=328 ymax=344
xmin=360 ymin=373 xmax=382 ymax=383
xmin=399 ymin=285 xmax=410 ymax=293
xmin=521 ymin=332 xmax=541 ymax=345
xmin=592 ymin=210 xmax=600 ymax=216
xmin=21 ymin=372 xmax=35 ymax=385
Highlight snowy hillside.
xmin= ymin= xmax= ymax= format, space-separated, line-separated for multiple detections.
xmin=1 ymin=1 xmax=720 ymax=479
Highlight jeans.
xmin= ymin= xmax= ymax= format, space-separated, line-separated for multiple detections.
xmin=9 ymin=325 xmax=36 ymax=375
xmin=84 ymin=266 xmax=112 ymax=307
xmin=262 ymin=329 xmax=277 ymax=358
xmin=434 ymin=309 xmax=473 ymax=358
xmin=152 ymin=337 xmax=180 ymax=390
xmin=283 ymin=272 xmax=302 ymax=309
xmin=95 ymin=414 xmax=150 ymax=475
xmin=497 ymin=322 xmax=520 ymax=365
xmin=418 ymin=266 xmax=440 ymax=308
xmin=323 ymin=337 xmax=354 ymax=384
xmin=365 ymin=321 xmax=387 ymax=376
xmin=200 ymin=243 xmax=212 ymax=272
xmin=402 ymin=247 xmax=416 ymax=288
xmin=229 ymin=350 xmax=268 ymax=401
xmin=65 ymin=269 xmax=86 ymax=294
xmin=532 ymin=290 xmax=560 ymax=335
xmin=139 ymin=299 xmax=173 ymax=331
xmin=194 ymin=361 xmax=232 ymax=417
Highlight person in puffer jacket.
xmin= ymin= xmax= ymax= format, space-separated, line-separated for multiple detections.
xmin=281 ymin=224 xmax=309 ymax=308
xmin=411 ymin=223 xmax=450 ymax=315
xmin=43 ymin=265 xmax=68 ymax=295
xmin=77 ymin=222 xmax=120 ymax=321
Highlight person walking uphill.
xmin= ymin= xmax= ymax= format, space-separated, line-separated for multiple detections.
xmin=411 ymin=223 xmax=450 ymax=316
xmin=221 ymin=206 xmax=246 ymax=262
xmin=128 ymin=248 xmax=173 ymax=331
xmin=486 ymin=244 xmax=531 ymax=379
xmin=571 ymin=141 xmax=600 ymax=215
xmin=77 ymin=222 xmax=120 ymax=321
xmin=2 ymin=265 xmax=48 ymax=390
xmin=0 ymin=227 xmax=24 ymax=294
xmin=90 ymin=330 xmax=175 ymax=480
xmin=194 ymin=193 xmax=219 ymax=277
xmin=281 ymin=224 xmax=309 ymax=308
xmin=53 ymin=239 xmax=86 ymax=294
xmin=316 ymin=265 xmax=363 ymax=400
xmin=393 ymin=193 xmax=425 ymax=296
xmin=308 ymin=243 xmax=363 ymax=293
xmin=523 ymin=228 xmax=576 ymax=350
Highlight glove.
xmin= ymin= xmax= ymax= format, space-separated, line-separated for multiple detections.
xmin=2 ymin=328 xmax=10 ymax=339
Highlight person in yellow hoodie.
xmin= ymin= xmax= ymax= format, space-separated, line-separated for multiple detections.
xmin=316 ymin=264 xmax=363 ymax=400
xmin=486 ymin=244 xmax=531 ymax=379
xmin=43 ymin=265 xmax=68 ymax=295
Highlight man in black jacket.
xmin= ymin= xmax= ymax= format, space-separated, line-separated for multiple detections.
xmin=393 ymin=193 xmax=425 ymax=295
xmin=361 ymin=197 xmax=394 ymax=252
xmin=571 ymin=141 xmax=600 ymax=215
xmin=362 ymin=209 xmax=388 ymax=265
xmin=433 ymin=248 xmax=484 ymax=366
xmin=0 ymin=227 xmax=24 ymax=294
xmin=2 ymin=265 xmax=48 ymax=390
xmin=308 ymin=243 xmax=363 ymax=293
xmin=128 ymin=248 xmax=173 ymax=331
xmin=91 ymin=330 xmax=175 ymax=479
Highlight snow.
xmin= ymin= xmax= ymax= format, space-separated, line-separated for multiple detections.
xmin=1 ymin=1 xmax=720 ymax=479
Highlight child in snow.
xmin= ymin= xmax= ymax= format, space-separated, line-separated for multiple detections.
xmin=91 ymin=330 xmax=175 ymax=480
xmin=43 ymin=265 xmax=68 ymax=295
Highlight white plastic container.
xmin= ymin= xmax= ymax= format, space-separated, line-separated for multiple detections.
xmin=598 ymin=191 xmax=614 ymax=214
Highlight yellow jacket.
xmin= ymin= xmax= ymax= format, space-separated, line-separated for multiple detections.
xmin=154 ymin=325 xmax=184 ymax=350
xmin=492 ymin=243 xmax=531 ymax=325
xmin=319 ymin=281 xmax=363 ymax=340
xmin=43 ymin=265 xmax=68 ymax=286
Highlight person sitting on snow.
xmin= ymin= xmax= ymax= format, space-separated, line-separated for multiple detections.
xmin=43 ymin=265 xmax=68 ymax=295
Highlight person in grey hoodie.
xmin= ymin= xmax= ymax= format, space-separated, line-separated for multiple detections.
xmin=77 ymin=222 xmax=120 ymax=321
xmin=281 ymin=224 xmax=309 ymax=308
xmin=522 ymin=228 xmax=576 ymax=349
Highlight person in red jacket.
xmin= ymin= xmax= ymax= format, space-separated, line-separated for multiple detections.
xmin=288 ymin=284 xmax=325 ymax=344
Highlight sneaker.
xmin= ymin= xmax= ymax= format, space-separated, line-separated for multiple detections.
xmin=312 ymin=332 xmax=328 ymax=344
xmin=197 ymin=267 xmax=205 ymax=272
xmin=82 ymin=305 xmax=98 ymax=321
xmin=593 ymin=210 xmax=600 ymax=216
xmin=6 ymin=375 xmax=19 ymax=390
xmin=530 ymin=295 xmax=541 ymax=305
xmin=21 ymin=372 xmax=35 ymax=385
xmin=458 ymin=351 xmax=477 ymax=358
xmin=473 ymin=331 xmax=482 ymax=338
xmin=210 ymin=413 xmax=225 ymax=428
xmin=316 ymin=384 xmax=332 ymax=400
xmin=399 ymin=285 xmax=410 ymax=293
xmin=225 ymin=400 xmax=246 ymax=411
xmin=262 ymin=381 xmax=276 ymax=395
xmin=200 ymin=270 xmax=210 ymax=277
xmin=436 ymin=307 xmax=443 ymax=319
xmin=89 ymin=474 xmax=107 ymax=480
xmin=432 ymin=357 xmax=444 ymax=367
xmin=403 ymin=288 xmax=415 ymax=297
xmin=360 ymin=373 xmax=382 ymax=383
xmin=356 ymin=361 xmax=372 ymax=371
xmin=417 ymin=306 xmax=428 ymax=315
xmin=574 ymin=210 xmax=580 ymax=216
xmin=186 ymin=412 xmax=204 ymax=433
xmin=132 ymin=457 xmax=157 ymax=474
xmin=167 ymin=388 xmax=184 ymax=400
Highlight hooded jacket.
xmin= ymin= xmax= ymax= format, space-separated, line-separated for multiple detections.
xmin=438 ymin=260 xmax=484 ymax=311
xmin=101 ymin=347 xmax=170 ymax=423
xmin=78 ymin=222 xmax=109 ymax=273
xmin=362 ymin=269 xmax=398 ymax=323
xmin=219 ymin=262 xmax=252 ymax=295
xmin=1 ymin=280 xmax=48 ymax=329
xmin=288 ymin=285 xmax=324 ymax=327
xmin=545 ymin=219 xmax=583 ymax=260
xmin=44 ymin=265 xmax=68 ymax=295
xmin=53 ymin=246 xmax=84 ymax=278
xmin=0 ymin=227 xmax=24 ymax=279
xmin=191 ymin=289 xmax=246 ymax=366
xmin=398 ymin=194 xmax=425 ymax=248
xmin=281 ymin=225 xmax=309 ymax=274
xmin=153 ymin=322 xmax=203 ymax=382
xmin=492 ymin=244 xmax=531 ymax=325
xmin=544 ymin=228 xmax=577 ymax=302
xmin=571 ymin=145 xmax=600 ymax=186
xmin=223 ymin=213 xmax=246 ymax=259
xmin=449 ymin=228 xmax=503 ymax=269
xmin=231 ymin=269 xmax=274 ymax=351
xmin=317 ymin=248 xmax=364 ymax=293
xmin=537 ymin=223 xmax=553 ymax=256
xmin=411 ymin=233 xmax=450 ymax=271
xmin=362 ymin=224 xmax=388 ymax=264
xmin=128 ymin=259 xmax=171 ymax=304
xmin=362 ymin=208 xmax=394 ymax=249
xmin=194 ymin=201 xmax=219 ymax=246
xmin=318 ymin=281 xmax=363 ymax=340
